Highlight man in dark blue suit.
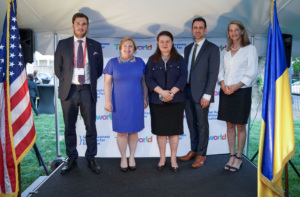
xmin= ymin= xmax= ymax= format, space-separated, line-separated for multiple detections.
xmin=27 ymin=74 xmax=39 ymax=116
xmin=55 ymin=13 xmax=103 ymax=174
xmin=179 ymin=17 xmax=220 ymax=168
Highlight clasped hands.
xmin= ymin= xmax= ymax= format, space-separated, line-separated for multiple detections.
xmin=221 ymin=84 xmax=239 ymax=95
xmin=160 ymin=90 xmax=174 ymax=102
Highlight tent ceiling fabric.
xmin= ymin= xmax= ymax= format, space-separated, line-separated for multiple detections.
xmin=1 ymin=0 xmax=300 ymax=56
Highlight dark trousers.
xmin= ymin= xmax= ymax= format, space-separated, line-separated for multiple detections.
xmin=185 ymin=86 xmax=209 ymax=156
xmin=61 ymin=84 xmax=97 ymax=161
xmin=30 ymin=97 xmax=38 ymax=115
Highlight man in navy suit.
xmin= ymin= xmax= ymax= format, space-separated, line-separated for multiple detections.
xmin=179 ymin=17 xmax=220 ymax=168
xmin=27 ymin=74 xmax=39 ymax=116
xmin=55 ymin=13 xmax=103 ymax=174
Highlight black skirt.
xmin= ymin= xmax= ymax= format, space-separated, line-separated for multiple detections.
xmin=149 ymin=102 xmax=185 ymax=136
xmin=217 ymin=87 xmax=252 ymax=124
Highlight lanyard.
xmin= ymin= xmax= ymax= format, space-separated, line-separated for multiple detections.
xmin=73 ymin=41 xmax=87 ymax=67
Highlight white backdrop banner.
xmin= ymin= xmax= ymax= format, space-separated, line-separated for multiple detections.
xmin=75 ymin=37 xmax=229 ymax=157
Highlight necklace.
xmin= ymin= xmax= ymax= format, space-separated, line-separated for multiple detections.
xmin=119 ymin=56 xmax=134 ymax=63
xmin=231 ymin=45 xmax=241 ymax=51
xmin=161 ymin=57 xmax=169 ymax=62
xmin=161 ymin=55 xmax=170 ymax=62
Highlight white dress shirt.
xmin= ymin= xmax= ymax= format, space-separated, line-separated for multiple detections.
xmin=187 ymin=38 xmax=211 ymax=101
xmin=218 ymin=45 xmax=258 ymax=88
xmin=72 ymin=36 xmax=90 ymax=84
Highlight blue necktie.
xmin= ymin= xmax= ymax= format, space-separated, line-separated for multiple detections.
xmin=77 ymin=40 xmax=85 ymax=84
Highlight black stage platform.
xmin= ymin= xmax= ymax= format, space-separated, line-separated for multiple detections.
xmin=29 ymin=154 xmax=257 ymax=197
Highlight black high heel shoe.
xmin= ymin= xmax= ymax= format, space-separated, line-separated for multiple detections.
xmin=170 ymin=160 xmax=179 ymax=173
xmin=120 ymin=166 xmax=128 ymax=173
xmin=229 ymin=155 xmax=243 ymax=172
xmin=157 ymin=161 xmax=167 ymax=171
xmin=128 ymin=165 xmax=136 ymax=171
xmin=128 ymin=158 xmax=136 ymax=171
xmin=224 ymin=153 xmax=236 ymax=171
xmin=170 ymin=166 xmax=179 ymax=173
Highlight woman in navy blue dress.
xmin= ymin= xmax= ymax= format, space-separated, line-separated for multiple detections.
xmin=145 ymin=31 xmax=187 ymax=172
xmin=104 ymin=37 xmax=148 ymax=172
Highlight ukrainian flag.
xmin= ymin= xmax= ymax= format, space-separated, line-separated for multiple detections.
xmin=258 ymin=0 xmax=295 ymax=196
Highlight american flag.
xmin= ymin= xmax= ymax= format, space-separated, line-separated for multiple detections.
xmin=0 ymin=0 xmax=36 ymax=196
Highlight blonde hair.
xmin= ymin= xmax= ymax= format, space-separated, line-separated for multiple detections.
xmin=226 ymin=20 xmax=250 ymax=51
xmin=119 ymin=37 xmax=137 ymax=51
xmin=33 ymin=70 xmax=38 ymax=77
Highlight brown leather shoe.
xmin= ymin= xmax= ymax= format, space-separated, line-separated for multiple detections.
xmin=178 ymin=151 xmax=198 ymax=161
xmin=191 ymin=156 xmax=206 ymax=168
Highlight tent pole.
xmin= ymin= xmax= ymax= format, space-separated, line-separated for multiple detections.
xmin=52 ymin=33 xmax=65 ymax=170
xmin=54 ymin=33 xmax=60 ymax=157
xmin=245 ymin=36 xmax=255 ymax=157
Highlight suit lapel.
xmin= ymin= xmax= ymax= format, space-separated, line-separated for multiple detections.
xmin=67 ymin=37 xmax=74 ymax=71
xmin=185 ymin=43 xmax=193 ymax=64
xmin=192 ymin=40 xmax=208 ymax=70
xmin=86 ymin=38 xmax=94 ymax=76
xmin=86 ymin=38 xmax=93 ymax=64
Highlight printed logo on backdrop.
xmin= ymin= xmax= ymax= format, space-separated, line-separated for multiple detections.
xmin=219 ymin=45 xmax=227 ymax=51
xmin=208 ymin=111 xmax=218 ymax=120
xmin=209 ymin=134 xmax=227 ymax=141
xmin=138 ymin=136 xmax=153 ymax=143
xmin=163 ymin=134 xmax=186 ymax=143
xmin=100 ymin=42 xmax=110 ymax=49
xmin=114 ymin=44 xmax=153 ymax=51
xmin=214 ymin=90 xmax=219 ymax=96
xmin=97 ymin=89 xmax=104 ymax=98
xmin=96 ymin=114 xmax=112 ymax=121
xmin=77 ymin=113 xmax=112 ymax=121
xmin=179 ymin=134 xmax=187 ymax=140
xmin=113 ymin=135 xmax=153 ymax=143
xmin=144 ymin=112 xmax=150 ymax=118
xmin=173 ymin=43 xmax=187 ymax=50
xmin=79 ymin=135 xmax=111 ymax=145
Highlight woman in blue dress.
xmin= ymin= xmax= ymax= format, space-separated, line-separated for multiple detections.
xmin=104 ymin=37 xmax=148 ymax=172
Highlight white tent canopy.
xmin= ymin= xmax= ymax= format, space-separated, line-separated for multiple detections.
xmin=1 ymin=0 xmax=300 ymax=56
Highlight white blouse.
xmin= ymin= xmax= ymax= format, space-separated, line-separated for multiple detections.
xmin=218 ymin=45 xmax=258 ymax=88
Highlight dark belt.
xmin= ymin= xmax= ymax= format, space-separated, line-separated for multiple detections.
xmin=71 ymin=84 xmax=90 ymax=90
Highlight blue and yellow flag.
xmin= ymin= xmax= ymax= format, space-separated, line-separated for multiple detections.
xmin=257 ymin=0 xmax=295 ymax=196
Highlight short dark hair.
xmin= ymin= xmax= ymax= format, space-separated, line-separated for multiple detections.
xmin=192 ymin=17 xmax=207 ymax=28
xmin=152 ymin=31 xmax=179 ymax=63
xmin=27 ymin=74 xmax=33 ymax=81
xmin=72 ymin=13 xmax=89 ymax=25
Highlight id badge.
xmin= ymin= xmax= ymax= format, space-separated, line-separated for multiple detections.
xmin=75 ymin=68 xmax=84 ymax=75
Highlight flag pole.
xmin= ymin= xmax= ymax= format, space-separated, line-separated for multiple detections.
xmin=18 ymin=164 xmax=21 ymax=197
xmin=285 ymin=164 xmax=289 ymax=197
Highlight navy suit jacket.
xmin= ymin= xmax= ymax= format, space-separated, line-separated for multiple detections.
xmin=184 ymin=40 xmax=220 ymax=103
xmin=54 ymin=37 xmax=103 ymax=102
xmin=27 ymin=79 xmax=39 ymax=98
xmin=145 ymin=55 xmax=187 ymax=104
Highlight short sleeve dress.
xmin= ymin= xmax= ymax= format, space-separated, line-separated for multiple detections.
xmin=104 ymin=57 xmax=145 ymax=133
